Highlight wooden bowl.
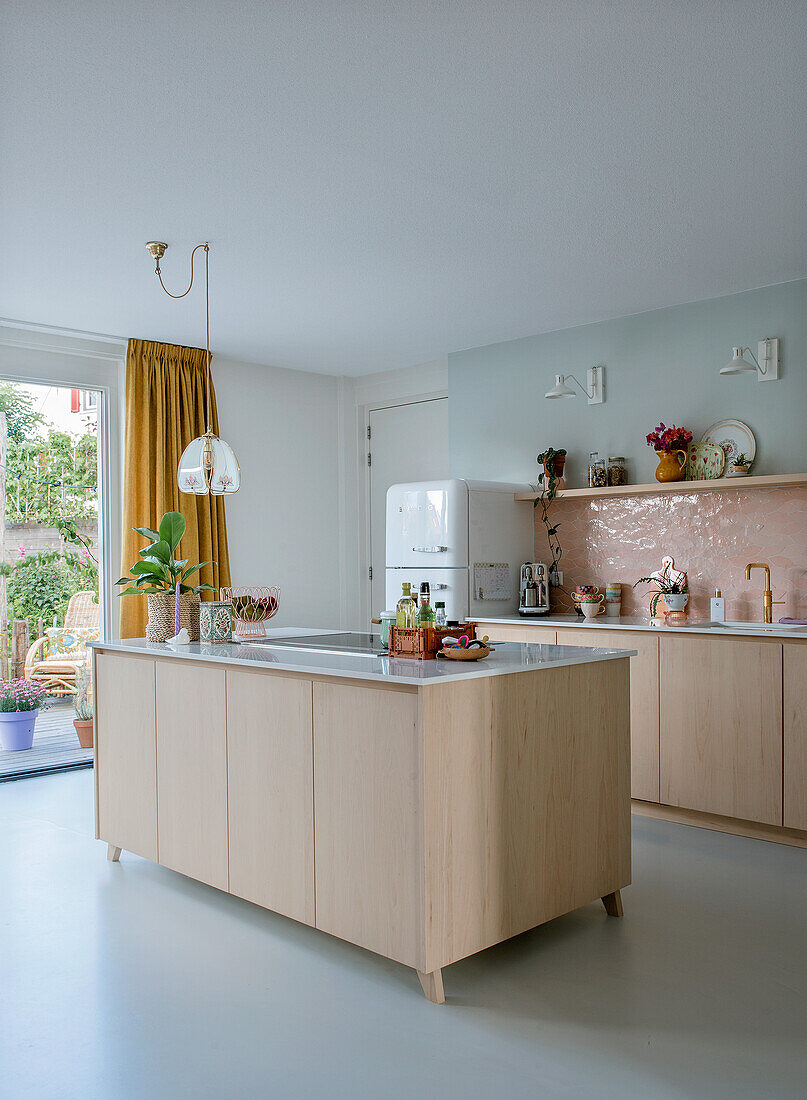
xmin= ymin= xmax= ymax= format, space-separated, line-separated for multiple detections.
xmin=437 ymin=645 xmax=493 ymax=661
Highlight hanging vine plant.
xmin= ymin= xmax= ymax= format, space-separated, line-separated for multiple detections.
xmin=534 ymin=448 xmax=566 ymax=587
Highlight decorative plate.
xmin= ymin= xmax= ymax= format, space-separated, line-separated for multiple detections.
xmin=700 ymin=420 xmax=756 ymax=469
xmin=686 ymin=441 xmax=725 ymax=481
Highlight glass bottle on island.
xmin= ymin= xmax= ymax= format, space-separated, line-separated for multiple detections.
xmin=396 ymin=582 xmax=418 ymax=629
xmin=434 ymin=601 xmax=447 ymax=628
xmin=417 ymin=581 xmax=436 ymax=632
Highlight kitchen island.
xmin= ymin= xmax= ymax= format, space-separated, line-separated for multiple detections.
xmin=91 ymin=634 xmax=634 ymax=1002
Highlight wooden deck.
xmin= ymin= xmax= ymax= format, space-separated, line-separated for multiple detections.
xmin=0 ymin=702 xmax=92 ymax=780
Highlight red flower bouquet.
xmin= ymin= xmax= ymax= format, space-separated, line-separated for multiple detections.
xmin=645 ymin=423 xmax=692 ymax=453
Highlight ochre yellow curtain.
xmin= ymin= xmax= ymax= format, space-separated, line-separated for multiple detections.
xmin=120 ymin=339 xmax=232 ymax=638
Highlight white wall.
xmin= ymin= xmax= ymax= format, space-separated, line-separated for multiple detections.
xmin=449 ymin=280 xmax=807 ymax=487
xmin=213 ymin=356 xmax=343 ymax=629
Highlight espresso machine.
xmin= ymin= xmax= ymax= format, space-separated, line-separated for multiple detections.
xmin=518 ymin=562 xmax=551 ymax=616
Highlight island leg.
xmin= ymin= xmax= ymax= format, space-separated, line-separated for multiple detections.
xmin=601 ymin=889 xmax=623 ymax=917
xmin=107 ymin=844 xmax=122 ymax=862
xmin=417 ymin=969 xmax=445 ymax=1004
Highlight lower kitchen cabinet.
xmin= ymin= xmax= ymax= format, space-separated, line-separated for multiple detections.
xmin=660 ymin=636 xmax=782 ymax=825
xmin=156 ymin=661 xmax=229 ymax=890
xmin=313 ymin=681 xmax=422 ymax=968
xmin=559 ymin=630 xmax=659 ymax=803
xmin=94 ymin=652 xmax=157 ymax=861
xmin=784 ymin=645 xmax=807 ymax=831
xmin=226 ymin=670 xmax=315 ymax=925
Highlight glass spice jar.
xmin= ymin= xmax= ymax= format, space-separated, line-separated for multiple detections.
xmin=607 ymin=456 xmax=627 ymax=486
xmin=588 ymin=453 xmax=607 ymax=488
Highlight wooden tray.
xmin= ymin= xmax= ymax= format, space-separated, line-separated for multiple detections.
xmin=390 ymin=623 xmax=476 ymax=660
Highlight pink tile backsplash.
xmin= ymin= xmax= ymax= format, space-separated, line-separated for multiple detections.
xmin=535 ymin=487 xmax=807 ymax=620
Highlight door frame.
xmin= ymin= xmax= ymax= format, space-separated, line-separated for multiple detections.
xmin=358 ymin=390 xmax=448 ymax=627
xmin=0 ymin=321 xmax=125 ymax=640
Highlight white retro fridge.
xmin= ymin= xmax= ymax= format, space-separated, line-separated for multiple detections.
xmin=385 ymin=479 xmax=534 ymax=621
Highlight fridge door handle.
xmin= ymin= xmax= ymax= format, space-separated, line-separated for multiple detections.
xmin=412 ymin=545 xmax=448 ymax=553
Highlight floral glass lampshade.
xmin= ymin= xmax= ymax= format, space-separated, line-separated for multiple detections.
xmin=178 ymin=430 xmax=241 ymax=495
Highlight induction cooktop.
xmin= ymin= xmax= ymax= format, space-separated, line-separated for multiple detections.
xmin=246 ymin=632 xmax=385 ymax=656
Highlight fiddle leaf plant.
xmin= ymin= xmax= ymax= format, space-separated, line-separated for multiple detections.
xmin=116 ymin=511 xmax=215 ymax=597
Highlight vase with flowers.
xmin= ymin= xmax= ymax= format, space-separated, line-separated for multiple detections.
xmin=645 ymin=423 xmax=693 ymax=483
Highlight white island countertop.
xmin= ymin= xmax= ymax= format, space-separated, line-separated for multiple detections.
xmin=473 ymin=613 xmax=807 ymax=641
xmin=90 ymin=633 xmax=636 ymax=687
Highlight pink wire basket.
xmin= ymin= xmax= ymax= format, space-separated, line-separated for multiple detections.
xmin=219 ymin=586 xmax=280 ymax=640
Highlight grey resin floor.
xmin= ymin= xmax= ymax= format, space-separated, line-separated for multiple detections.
xmin=2 ymin=770 xmax=806 ymax=1099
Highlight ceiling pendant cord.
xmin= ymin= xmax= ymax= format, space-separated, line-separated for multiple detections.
xmin=145 ymin=240 xmax=240 ymax=495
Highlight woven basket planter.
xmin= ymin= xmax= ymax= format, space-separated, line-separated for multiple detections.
xmin=146 ymin=592 xmax=201 ymax=642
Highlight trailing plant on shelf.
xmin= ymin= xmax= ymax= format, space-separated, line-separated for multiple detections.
xmin=534 ymin=448 xmax=567 ymax=588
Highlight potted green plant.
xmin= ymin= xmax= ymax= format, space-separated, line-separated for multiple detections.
xmin=634 ymin=561 xmax=689 ymax=618
xmin=537 ymin=447 xmax=567 ymax=485
xmin=534 ymin=448 xmax=567 ymax=591
xmin=0 ymin=678 xmax=50 ymax=751
xmin=73 ymin=666 xmax=93 ymax=748
xmin=728 ymin=453 xmax=752 ymax=477
xmin=116 ymin=511 xmax=215 ymax=642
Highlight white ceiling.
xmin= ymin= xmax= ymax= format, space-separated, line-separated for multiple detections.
xmin=2 ymin=1 xmax=806 ymax=376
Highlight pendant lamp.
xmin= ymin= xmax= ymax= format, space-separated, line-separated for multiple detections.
xmin=145 ymin=241 xmax=241 ymax=495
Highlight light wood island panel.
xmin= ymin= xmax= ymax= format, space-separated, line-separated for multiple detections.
xmin=94 ymin=651 xmax=157 ymax=861
xmin=227 ymin=670 xmax=315 ymax=926
xmin=420 ymin=660 xmax=631 ymax=973
xmin=94 ymin=646 xmax=631 ymax=1000
xmin=313 ymin=682 xmax=422 ymax=967
xmin=156 ymin=661 xmax=229 ymax=890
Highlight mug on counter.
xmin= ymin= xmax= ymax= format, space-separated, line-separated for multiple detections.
xmin=579 ymin=594 xmax=605 ymax=619
xmin=605 ymin=582 xmax=621 ymax=601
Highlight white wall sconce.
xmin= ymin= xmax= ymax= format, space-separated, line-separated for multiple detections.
xmin=720 ymin=338 xmax=779 ymax=382
xmin=544 ymin=366 xmax=605 ymax=404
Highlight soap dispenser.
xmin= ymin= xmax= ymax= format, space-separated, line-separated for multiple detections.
xmin=710 ymin=589 xmax=726 ymax=622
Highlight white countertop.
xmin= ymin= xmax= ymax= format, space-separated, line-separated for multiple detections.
xmin=473 ymin=614 xmax=807 ymax=640
xmin=90 ymin=634 xmax=636 ymax=687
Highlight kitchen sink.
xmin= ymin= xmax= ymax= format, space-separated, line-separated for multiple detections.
xmin=705 ymin=620 xmax=806 ymax=632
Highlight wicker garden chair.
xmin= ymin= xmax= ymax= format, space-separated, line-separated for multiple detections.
xmin=23 ymin=591 xmax=100 ymax=697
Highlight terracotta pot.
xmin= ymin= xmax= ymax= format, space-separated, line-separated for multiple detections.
xmin=654 ymin=449 xmax=687 ymax=483
xmin=543 ymin=455 xmax=566 ymax=480
xmin=74 ymin=718 xmax=94 ymax=748
xmin=146 ymin=592 xmax=200 ymax=642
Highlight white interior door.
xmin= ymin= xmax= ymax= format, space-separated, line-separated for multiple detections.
xmin=368 ymin=398 xmax=448 ymax=617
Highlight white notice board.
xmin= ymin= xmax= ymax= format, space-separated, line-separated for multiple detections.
xmin=473 ymin=562 xmax=511 ymax=601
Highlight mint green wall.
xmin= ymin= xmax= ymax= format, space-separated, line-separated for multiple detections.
xmin=448 ymin=280 xmax=807 ymax=487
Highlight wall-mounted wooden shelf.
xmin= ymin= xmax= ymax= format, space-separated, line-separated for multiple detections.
xmin=514 ymin=472 xmax=807 ymax=502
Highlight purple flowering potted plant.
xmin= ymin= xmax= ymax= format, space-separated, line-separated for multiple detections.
xmin=0 ymin=678 xmax=51 ymax=751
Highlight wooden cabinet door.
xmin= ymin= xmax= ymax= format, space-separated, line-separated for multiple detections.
xmin=226 ymin=670 xmax=314 ymax=926
xmin=156 ymin=661 xmax=228 ymax=890
xmin=481 ymin=623 xmax=556 ymax=644
xmin=784 ymin=644 xmax=807 ymax=831
xmin=660 ymin=637 xmax=782 ymax=825
xmin=558 ymin=629 xmax=659 ymax=803
xmin=95 ymin=652 xmax=157 ymax=860
xmin=313 ymin=682 xmax=423 ymax=969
